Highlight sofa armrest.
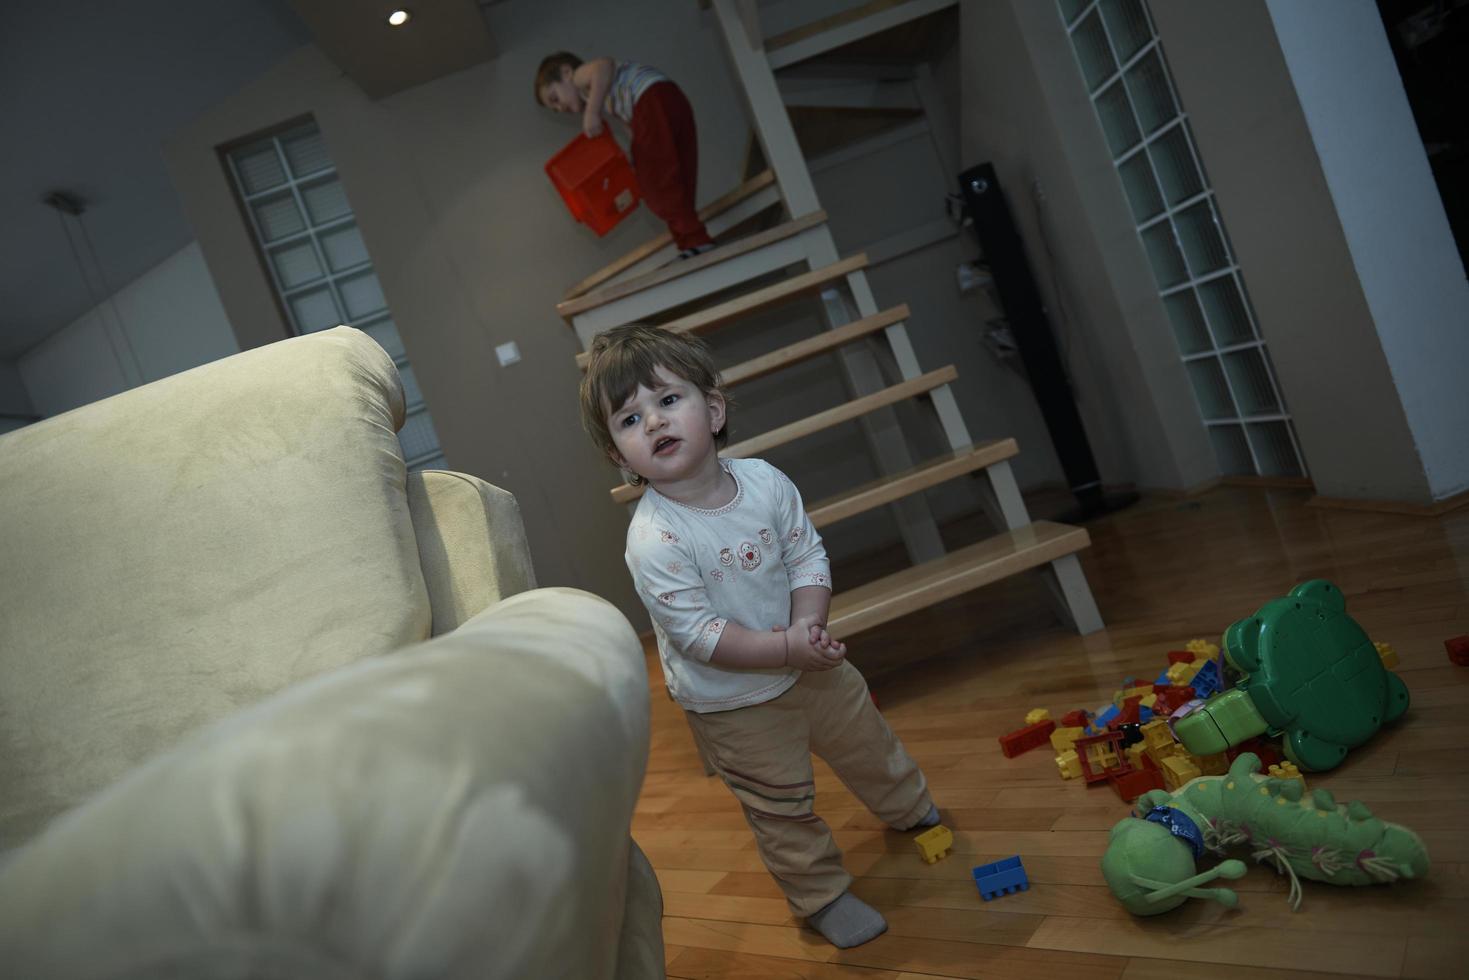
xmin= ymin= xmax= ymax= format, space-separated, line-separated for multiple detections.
xmin=0 ymin=588 xmax=651 ymax=979
xmin=407 ymin=470 xmax=537 ymax=635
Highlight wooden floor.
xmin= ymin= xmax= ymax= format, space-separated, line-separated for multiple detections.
xmin=634 ymin=486 xmax=1469 ymax=980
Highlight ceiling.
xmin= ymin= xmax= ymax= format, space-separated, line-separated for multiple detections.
xmin=0 ymin=0 xmax=312 ymax=360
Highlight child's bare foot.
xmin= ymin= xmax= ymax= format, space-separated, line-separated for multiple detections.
xmin=807 ymin=891 xmax=887 ymax=948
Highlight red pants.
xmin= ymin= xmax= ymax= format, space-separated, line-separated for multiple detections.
xmin=630 ymin=82 xmax=713 ymax=250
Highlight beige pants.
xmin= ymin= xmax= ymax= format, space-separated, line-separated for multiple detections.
xmin=685 ymin=661 xmax=933 ymax=916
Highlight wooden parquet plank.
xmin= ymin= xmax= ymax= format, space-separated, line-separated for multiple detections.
xmin=1026 ymin=915 xmax=1407 ymax=977
xmin=666 ymin=946 xmax=901 ymax=979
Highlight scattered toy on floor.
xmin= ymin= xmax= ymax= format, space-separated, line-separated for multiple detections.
xmin=972 ymin=856 xmax=1029 ymax=900
xmin=999 ymin=719 xmax=1056 ymax=758
xmin=1101 ymin=752 xmax=1429 ymax=915
xmin=1170 ymin=580 xmax=1410 ymax=772
xmin=914 ymin=824 xmax=953 ymax=864
xmin=1446 ymin=635 xmax=1469 ymax=667
xmin=1268 ymin=760 xmax=1306 ymax=786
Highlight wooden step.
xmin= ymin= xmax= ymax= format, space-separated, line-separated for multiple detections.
xmin=558 ymin=211 xmax=827 ymax=322
xmin=610 ymin=364 xmax=958 ymax=504
xmin=562 ymin=171 xmax=778 ymax=303
xmin=573 ymin=255 xmax=872 ymax=372
xmin=808 ymin=439 xmax=1018 ymax=529
xmin=662 ymin=253 xmax=868 ymax=338
xmin=765 ymin=0 xmax=959 ymax=71
xmin=829 ymin=520 xmax=1090 ymax=636
xmin=720 ymin=305 xmax=908 ymax=387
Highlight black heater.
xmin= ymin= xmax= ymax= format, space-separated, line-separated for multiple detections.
xmin=957 ymin=162 xmax=1135 ymax=522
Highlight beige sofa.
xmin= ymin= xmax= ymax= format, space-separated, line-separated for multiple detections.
xmin=0 ymin=327 xmax=662 ymax=978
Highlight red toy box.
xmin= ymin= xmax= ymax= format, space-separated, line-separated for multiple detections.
xmin=545 ymin=132 xmax=641 ymax=236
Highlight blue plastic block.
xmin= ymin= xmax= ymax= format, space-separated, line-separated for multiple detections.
xmin=1191 ymin=660 xmax=1223 ymax=700
xmin=1139 ymin=705 xmax=1154 ymax=724
xmin=972 ymin=855 xmax=1029 ymax=901
xmin=1094 ymin=705 xmax=1119 ymax=729
xmin=1156 ymin=669 xmax=1172 ymax=685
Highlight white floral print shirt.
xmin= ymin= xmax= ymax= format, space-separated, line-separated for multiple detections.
xmin=625 ymin=458 xmax=831 ymax=713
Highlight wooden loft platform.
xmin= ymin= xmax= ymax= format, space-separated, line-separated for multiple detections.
xmin=561 ymin=170 xmax=779 ymax=304
xmin=558 ymin=211 xmax=828 ymax=327
xmin=574 ymin=254 xmax=871 ymax=371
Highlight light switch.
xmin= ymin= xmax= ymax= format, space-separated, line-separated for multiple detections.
xmin=495 ymin=341 xmax=521 ymax=367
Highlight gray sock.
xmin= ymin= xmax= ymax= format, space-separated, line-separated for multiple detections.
xmin=891 ymin=803 xmax=941 ymax=831
xmin=807 ymin=891 xmax=887 ymax=948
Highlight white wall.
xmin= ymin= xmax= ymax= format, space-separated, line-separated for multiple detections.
xmin=1266 ymin=0 xmax=1469 ymax=500
xmin=19 ymin=242 xmax=238 ymax=418
xmin=1153 ymin=0 xmax=1466 ymax=505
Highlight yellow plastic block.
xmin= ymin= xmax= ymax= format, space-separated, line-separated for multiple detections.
xmin=1268 ymin=761 xmax=1306 ymax=787
xmin=1161 ymin=754 xmax=1202 ymax=791
xmin=915 ymin=824 xmax=954 ymax=864
xmin=1374 ymin=641 xmax=1398 ymax=669
xmin=1140 ymin=719 xmax=1174 ymax=752
xmin=1125 ymin=742 xmax=1149 ymax=771
xmin=1140 ymin=692 xmax=1158 ymax=709
xmin=1167 ymin=660 xmax=1204 ymax=685
xmin=1056 ymin=749 xmax=1082 ymax=780
xmin=1193 ymin=752 xmax=1229 ymax=776
xmin=1084 ymin=740 xmax=1121 ymax=773
xmin=1025 ymin=708 xmax=1051 ymax=725
xmin=1050 ymin=725 xmax=1085 ymax=752
xmin=1186 ymin=638 xmax=1220 ymax=659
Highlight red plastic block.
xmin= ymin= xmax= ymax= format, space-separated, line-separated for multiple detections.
xmin=1061 ymin=709 xmax=1089 ymax=728
xmin=1112 ymin=697 xmax=1142 ymax=728
xmin=999 ymin=719 xmax=1057 ymax=758
xmin=1152 ymin=686 xmax=1195 ymax=717
xmin=1112 ymin=766 xmax=1166 ymax=803
xmin=1167 ymin=650 xmax=1195 ymax=664
xmin=1075 ymin=730 xmax=1131 ymax=785
xmin=1225 ymin=736 xmax=1283 ymax=768
xmin=1447 ymin=635 xmax=1469 ymax=667
xmin=1126 ymin=677 xmax=1153 ymax=689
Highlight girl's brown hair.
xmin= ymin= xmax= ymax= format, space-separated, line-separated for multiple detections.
xmin=579 ymin=325 xmax=729 ymax=481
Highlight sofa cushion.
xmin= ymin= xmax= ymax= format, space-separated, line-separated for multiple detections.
xmin=0 ymin=587 xmax=650 ymax=980
xmin=0 ymin=327 xmax=431 ymax=848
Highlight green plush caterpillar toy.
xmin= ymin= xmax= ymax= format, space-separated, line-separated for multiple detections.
xmin=1102 ymin=753 xmax=1428 ymax=914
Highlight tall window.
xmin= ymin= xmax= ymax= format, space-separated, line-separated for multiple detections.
xmin=1060 ymin=0 xmax=1306 ymax=479
xmin=224 ymin=121 xmax=446 ymax=472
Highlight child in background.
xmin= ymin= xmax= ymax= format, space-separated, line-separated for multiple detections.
xmin=578 ymin=324 xmax=941 ymax=948
xmin=535 ymin=53 xmax=715 ymax=258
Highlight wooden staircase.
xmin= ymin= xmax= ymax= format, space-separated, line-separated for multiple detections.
xmin=559 ymin=0 xmax=1102 ymax=671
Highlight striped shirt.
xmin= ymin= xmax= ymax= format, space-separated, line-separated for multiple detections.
xmin=603 ymin=61 xmax=670 ymax=123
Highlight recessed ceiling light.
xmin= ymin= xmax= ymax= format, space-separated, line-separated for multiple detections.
xmin=387 ymin=9 xmax=411 ymax=27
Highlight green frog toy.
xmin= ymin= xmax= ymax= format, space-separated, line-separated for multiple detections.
xmin=1171 ymin=580 xmax=1410 ymax=772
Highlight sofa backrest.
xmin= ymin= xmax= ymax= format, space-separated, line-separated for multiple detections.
xmin=0 ymin=327 xmax=432 ymax=848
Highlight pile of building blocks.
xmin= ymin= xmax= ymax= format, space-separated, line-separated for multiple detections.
xmin=972 ymin=856 xmax=1029 ymax=900
xmin=1000 ymin=638 xmax=1300 ymax=804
